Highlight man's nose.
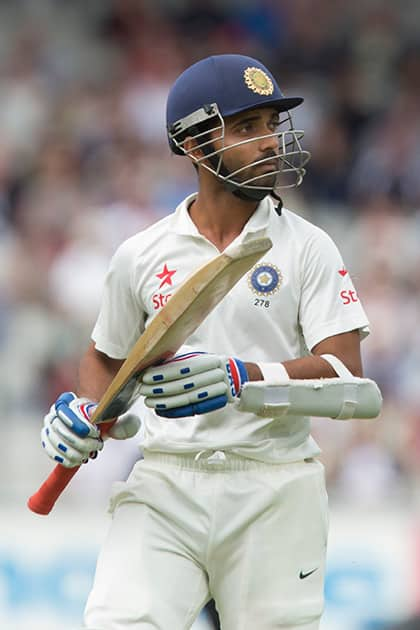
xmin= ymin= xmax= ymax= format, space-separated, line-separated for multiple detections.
xmin=258 ymin=132 xmax=278 ymax=152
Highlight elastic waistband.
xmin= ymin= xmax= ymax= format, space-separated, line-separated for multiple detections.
xmin=142 ymin=449 xmax=314 ymax=472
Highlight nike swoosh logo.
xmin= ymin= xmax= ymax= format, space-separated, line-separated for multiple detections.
xmin=299 ymin=568 xmax=318 ymax=579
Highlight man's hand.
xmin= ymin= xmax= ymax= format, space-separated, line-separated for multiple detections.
xmin=41 ymin=392 xmax=140 ymax=467
xmin=139 ymin=352 xmax=248 ymax=418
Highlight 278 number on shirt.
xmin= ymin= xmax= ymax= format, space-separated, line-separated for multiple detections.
xmin=254 ymin=298 xmax=270 ymax=308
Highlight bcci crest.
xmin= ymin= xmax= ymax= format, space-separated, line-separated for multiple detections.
xmin=244 ymin=67 xmax=274 ymax=96
xmin=248 ymin=263 xmax=282 ymax=296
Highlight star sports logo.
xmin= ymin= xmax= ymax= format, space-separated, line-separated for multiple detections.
xmin=338 ymin=266 xmax=359 ymax=305
xmin=153 ymin=263 xmax=177 ymax=309
xmin=156 ymin=263 xmax=177 ymax=289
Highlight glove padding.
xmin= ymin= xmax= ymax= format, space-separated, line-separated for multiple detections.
xmin=139 ymin=352 xmax=248 ymax=418
xmin=41 ymin=392 xmax=141 ymax=468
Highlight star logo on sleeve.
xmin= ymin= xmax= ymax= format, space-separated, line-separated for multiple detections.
xmin=156 ymin=264 xmax=177 ymax=288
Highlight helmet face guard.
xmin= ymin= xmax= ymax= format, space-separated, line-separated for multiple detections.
xmin=168 ymin=103 xmax=310 ymax=200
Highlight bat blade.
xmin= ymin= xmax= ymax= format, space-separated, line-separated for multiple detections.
xmin=28 ymin=237 xmax=272 ymax=515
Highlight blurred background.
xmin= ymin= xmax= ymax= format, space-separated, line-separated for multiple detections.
xmin=1 ymin=0 xmax=420 ymax=629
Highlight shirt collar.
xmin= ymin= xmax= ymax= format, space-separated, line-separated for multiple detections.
xmin=171 ymin=192 xmax=273 ymax=240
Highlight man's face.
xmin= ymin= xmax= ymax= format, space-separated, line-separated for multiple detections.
xmin=211 ymin=107 xmax=281 ymax=189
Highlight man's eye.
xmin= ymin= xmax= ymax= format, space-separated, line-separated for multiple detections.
xmin=238 ymin=123 xmax=253 ymax=134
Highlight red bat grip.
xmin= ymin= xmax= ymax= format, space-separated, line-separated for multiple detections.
xmin=27 ymin=464 xmax=80 ymax=515
xmin=27 ymin=420 xmax=116 ymax=515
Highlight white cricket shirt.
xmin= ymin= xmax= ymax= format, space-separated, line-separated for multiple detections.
xmin=92 ymin=193 xmax=370 ymax=463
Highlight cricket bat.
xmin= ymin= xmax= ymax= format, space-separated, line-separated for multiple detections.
xmin=28 ymin=236 xmax=272 ymax=515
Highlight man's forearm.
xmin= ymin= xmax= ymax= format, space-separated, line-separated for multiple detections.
xmin=77 ymin=341 xmax=125 ymax=402
xmin=246 ymin=355 xmax=338 ymax=382
xmin=246 ymin=330 xmax=363 ymax=382
xmin=283 ymin=355 xmax=341 ymax=379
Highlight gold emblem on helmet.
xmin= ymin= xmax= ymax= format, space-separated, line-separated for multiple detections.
xmin=244 ymin=67 xmax=274 ymax=96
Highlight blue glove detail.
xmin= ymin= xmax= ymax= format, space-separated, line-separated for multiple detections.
xmin=55 ymin=392 xmax=97 ymax=437
xmin=156 ymin=394 xmax=229 ymax=418
xmin=225 ymin=357 xmax=248 ymax=398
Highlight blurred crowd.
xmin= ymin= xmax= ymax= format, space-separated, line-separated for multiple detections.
xmin=1 ymin=0 xmax=420 ymax=511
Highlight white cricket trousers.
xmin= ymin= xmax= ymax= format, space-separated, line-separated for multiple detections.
xmin=83 ymin=451 xmax=329 ymax=630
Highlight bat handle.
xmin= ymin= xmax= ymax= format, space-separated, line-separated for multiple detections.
xmin=27 ymin=420 xmax=116 ymax=515
xmin=27 ymin=465 xmax=80 ymax=515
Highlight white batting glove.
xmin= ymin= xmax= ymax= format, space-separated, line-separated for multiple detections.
xmin=139 ymin=352 xmax=248 ymax=418
xmin=41 ymin=392 xmax=141 ymax=468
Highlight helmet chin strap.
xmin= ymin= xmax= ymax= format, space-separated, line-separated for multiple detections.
xmin=230 ymin=184 xmax=283 ymax=216
xmin=229 ymin=182 xmax=268 ymax=202
xmin=271 ymin=190 xmax=283 ymax=215
xmin=229 ymin=181 xmax=283 ymax=214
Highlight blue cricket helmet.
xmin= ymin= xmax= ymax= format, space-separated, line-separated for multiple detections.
xmin=166 ymin=54 xmax=303 ymax=155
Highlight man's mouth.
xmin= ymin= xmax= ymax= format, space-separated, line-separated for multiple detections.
xmin=256 ymin=161 xmax=278 ymax=172
xmin=257 ymin=153 xmax=279 ymax=167
xmin=261 ymin=163 xmax=277 ymax=170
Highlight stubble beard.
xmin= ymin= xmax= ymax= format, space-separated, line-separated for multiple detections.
xmin=234 ymin=163 xmax=278 ymax=190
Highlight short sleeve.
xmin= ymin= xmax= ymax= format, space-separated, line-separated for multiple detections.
xmin=299 ymin=229 xmax=370 ymax=351
xmin=91 ymin=241 xmax=145 ymax=359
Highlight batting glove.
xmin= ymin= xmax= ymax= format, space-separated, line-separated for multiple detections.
xmin=139 ymin=352 xmax=248 ymax=418
xmin=41 ymin=392 xmax=141 ymax=467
